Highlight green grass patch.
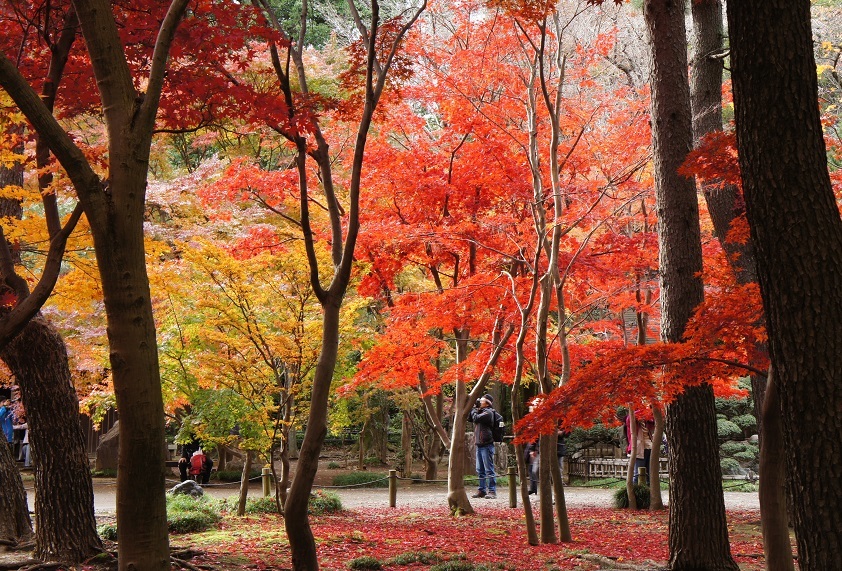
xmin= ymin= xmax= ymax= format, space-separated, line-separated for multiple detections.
xmin=331 ymin=472 xmax=389 ymax=488
xmin=91 ymin=468 xmax=118 ymax=478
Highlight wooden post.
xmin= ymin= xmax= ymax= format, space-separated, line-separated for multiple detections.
xmin=262 ymin=466 xmax=271 ymax=497
xmin=389 ymin=469 xmax=397 ymax=508
xmin=508 ymin=466 xmax=517 ymax=508
xmin=637 ymin=466 xmax=648 ymax=487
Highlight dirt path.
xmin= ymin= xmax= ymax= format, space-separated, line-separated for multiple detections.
xmin=68 ymin=478 xmax=759 ymax=514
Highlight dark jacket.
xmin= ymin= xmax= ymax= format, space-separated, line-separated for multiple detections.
xmin=469 ymin=406 xmax=501 ymax=446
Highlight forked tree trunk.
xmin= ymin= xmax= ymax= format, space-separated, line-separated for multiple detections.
xmin=446 ymin=330 xmax=473 ymax=515
xmin=727 ymin=1 xmax=842 ymax=567
xmin=0 ymin=315 xmax=101 ymax=563
xmin=644 ymin=0 xmax=737 ymax=567
xmin=0 ymin=436 xmax=32 ymax=545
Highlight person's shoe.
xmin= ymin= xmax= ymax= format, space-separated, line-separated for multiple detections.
xmin=471 ymin=491 xmax=486 ymax=498
xmin=485 ymin=492 xmax=497 ymax=499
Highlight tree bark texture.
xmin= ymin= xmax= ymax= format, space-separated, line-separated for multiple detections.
xmin=644 ymin=0 xmax=738 ymax=568
xmin=285 ymin=302 xmax=342 ymax=570
xmin=0 ymin=315 xmax=101 ymax=562
xmin=727 ymin=1 xmax=842 ymax=567
xmin=0 ymin=435 xmax=32 ymax=544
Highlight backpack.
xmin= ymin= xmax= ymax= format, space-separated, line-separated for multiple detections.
xmin=190 ymin=453 xmax=206 ymax=475
xmin=491 ymin=411 xmax=505 ymax=443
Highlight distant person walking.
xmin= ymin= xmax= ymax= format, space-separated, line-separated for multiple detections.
xmin=0 ymin=399 xmax=13 ymax=450
xmin=469 ymin=394 xmax=502 ymax=500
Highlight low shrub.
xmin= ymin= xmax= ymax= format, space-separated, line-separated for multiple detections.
xmin=327 ymin=461 xmax=341 ymax=469
xmin=331 ymin=472 xmax=389 ymax=488
xmin=309 ymin=490 xmax=343 ymax=514
xmin=244 ymin=496 xmax=280 ymax=514
xmin=429 ymin=561 xmax=491 ymax=571
xmin=347 ymin=556 xmax=382 ymax=570
xmin=166 ymin=494 xmax=221 ymax=534
xmin=613 ymin=484 xmax=650 ymax=509
xmin=91 ymin=468 xmax=118 ymax=478
xmin=388 ymin=551 xmax=442 ymax=565
xmin=97 ymin=523 xmax=118 ymax=541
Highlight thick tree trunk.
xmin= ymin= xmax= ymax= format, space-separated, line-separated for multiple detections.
xmin=285 ymin=302 xmax=342 ymax=571
xmin=644 ymin=0 xmax=737 ymax=568
xmin=0 ymin=315 xmax=101 ymax=563
xmin=727 ymin=1 xmax=842 ymax=567
xmin=0 ymin=436 xmax=32 ymax=545
xmin=93 ymin=212 xmax=170 ymax=571
xmin=666 ymin=385 xmax=736 ymax=569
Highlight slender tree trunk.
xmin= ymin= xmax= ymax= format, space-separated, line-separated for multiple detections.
xmin=447 ymin=330 xmax=473 ymax=515
xmin=644 ymin=0 xmax=737 ymax=567
xmin=625 ymin=409 xmax=638 ymax=511
xmin=285 ymin=302 xmax=342 ymax=571
xmin=538 ymin=436 xmax=555 ymax=543
xmin=727 ymin=2 xmax=842 ymax=566
xmin=0 ymin=315 xmax=102 ymax=563
xmin=758 ymin=367 xmax=795 ymax=571
xmin=237 ymin=451 xmax=253 ymax=516
xmin=0 ymin=435 xmax=32 ymax=545
xmin=401 ymin=411 xmax=412 ymax=476
xmin=648 ymin=406 xmax=665 ymax=510
xmin=549 ymin=432 xmax=570 ymax=541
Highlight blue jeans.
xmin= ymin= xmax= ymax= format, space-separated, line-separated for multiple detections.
xmin=476 ymin=444 xmax=496 ymax=493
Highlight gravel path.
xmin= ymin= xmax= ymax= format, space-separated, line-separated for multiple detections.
xmin=76 ymin=478 xmax=759 ymax=514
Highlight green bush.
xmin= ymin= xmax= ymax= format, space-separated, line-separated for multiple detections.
xmin=720 ymin=458 xmax=743 ymax=475
xmin=327 ymin=461 xmax=341 ymax=469
xmin=717 ymin=419 xmax=743 ymax=440
xmin=388 ymin=551 xmax=442 ymax=565
xmin=97 ymin=523 xmax=118 ymax=541
xmin=613 ymin=484 xmax=650 ymax=509
xmin=331 ymin=472 xmax=389 ymax=488
xmin=348 ymin=556 xmax=382 ymax=570
xmin=309 ymin=490 xmax=342 ymax=514
xmin=732 ymin=414 xmax=757 ymax=432
xmin=720 ymin=440 xmax=748 ymax=457
xmin=166 ymin=494 xmax=221 ymax=534
xmin=91 ymin=468 xmax=118 ymax=478
xmin=734 ymin=450 xmax=759 ymax=463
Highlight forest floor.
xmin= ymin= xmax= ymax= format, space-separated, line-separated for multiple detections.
xmin=6 ymin=450 xmax=774 ymax=571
